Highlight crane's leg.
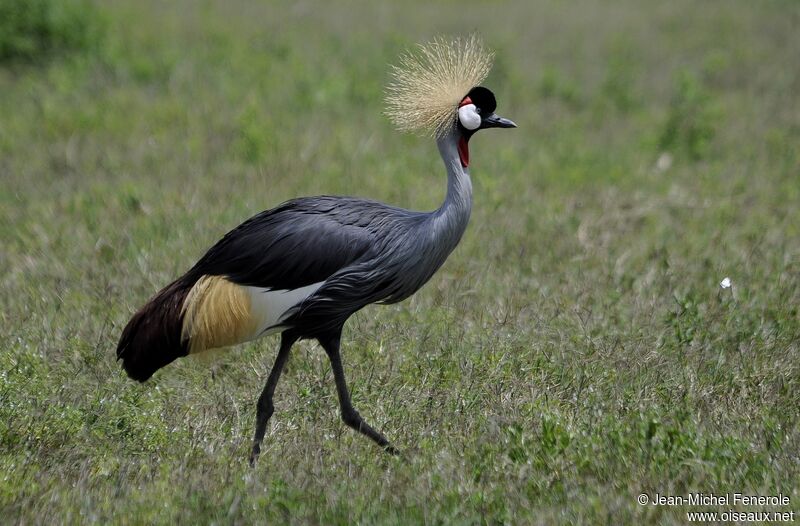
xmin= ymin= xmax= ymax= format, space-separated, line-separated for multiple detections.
xmin=249 ymin=330 xmax=299 ymax=466
xmin=318 ymin=329 xmax=398 ymax=455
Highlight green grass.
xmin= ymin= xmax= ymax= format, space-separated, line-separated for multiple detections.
xmin=1 ymin=0 xmax=799 ymax=523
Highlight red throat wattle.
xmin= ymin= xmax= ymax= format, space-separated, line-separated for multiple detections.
xmin=458 ymin=136 xmax=469 ymax=168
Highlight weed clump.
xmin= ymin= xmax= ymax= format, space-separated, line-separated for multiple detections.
xmin=659 ymin=70 xmax=717 ymax=160
xmin=0 ymin=0 xmax=104 ymax=63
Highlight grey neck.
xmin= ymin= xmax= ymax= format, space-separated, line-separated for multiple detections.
xmin=432 ymin=129 xmax=473 ymax=247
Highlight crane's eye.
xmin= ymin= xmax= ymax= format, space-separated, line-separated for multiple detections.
xmin=458 ymin=103 xmax=481 ymax=130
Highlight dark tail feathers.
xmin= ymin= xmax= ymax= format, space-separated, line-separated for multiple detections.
xmin=116 ymin=277 xmax=194 ymax=382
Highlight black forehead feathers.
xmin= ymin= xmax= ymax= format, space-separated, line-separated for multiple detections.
xmin=465 ymin=86 xmax=496 ymax=114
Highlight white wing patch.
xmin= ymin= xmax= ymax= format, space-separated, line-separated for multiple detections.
xmin=246 ymin=281 xmax=324 ymax=338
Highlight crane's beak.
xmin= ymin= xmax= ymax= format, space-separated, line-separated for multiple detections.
xmin=481 ymin=113 xmax=517 ymax=129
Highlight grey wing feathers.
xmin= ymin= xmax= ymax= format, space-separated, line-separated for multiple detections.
xmin=189 ymin=197 xmax=377 ymax=290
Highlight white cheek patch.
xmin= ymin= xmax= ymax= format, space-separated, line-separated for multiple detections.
xmin=458 ymin=103 xmax=481 ymax=130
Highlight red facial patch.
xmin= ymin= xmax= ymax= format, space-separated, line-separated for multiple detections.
xmin=457 ymin=97 xmax=474 ymax=167
xmin=458 ymin=136 xmax=469 ymax=168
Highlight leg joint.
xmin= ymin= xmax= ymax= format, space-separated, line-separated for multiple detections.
xmin=256 ymin=397 xmax=274 ymax=419
xmin=341 ymin=408 xmax=362 ymax=429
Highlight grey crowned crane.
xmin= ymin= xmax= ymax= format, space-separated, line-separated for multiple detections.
xmin=116 ymin=36 xmax=515 ymax=464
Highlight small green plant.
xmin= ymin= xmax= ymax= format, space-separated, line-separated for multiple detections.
xmin=602 ymin=52 xmax=639 ymax=112
xmin=235 ymin=100 xmax=275 ymax=164
xmin=0 ymin=0 xmax=104 ymax=63
xmin=537 ymin=66 xmax=582 ymax=107
xmin=659 ymin=70 xmax=717 ymax=160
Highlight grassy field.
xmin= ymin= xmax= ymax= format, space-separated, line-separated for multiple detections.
xmin=1 ymin=0 xmax=799 ymax=523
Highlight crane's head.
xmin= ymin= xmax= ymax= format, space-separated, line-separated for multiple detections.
xmin=457 ymin=86 xmax=516 ymax=135
xmin=385 ymin=36 xmax=516 ymax=166
xmin=453 ymin=85 xmax=515 ymax=167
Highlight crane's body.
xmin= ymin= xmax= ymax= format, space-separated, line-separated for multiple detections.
xmin=194 ymin=141 xmax=472 ymax=339
xmin=116 ymin=37 xmax=515 ymax=463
